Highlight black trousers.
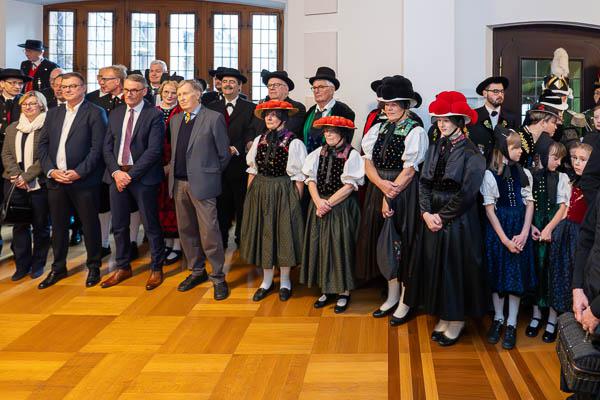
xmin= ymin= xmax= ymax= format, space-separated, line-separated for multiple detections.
xmin=47 ymin=184 xmax=101 ymax=272
xmin=109 ymin=181 xmax=164 ymax=270
xmin=217 ymin=172 xmax=247 ymax=248
xmin=4 ymin=181 xmax=50 ymax=273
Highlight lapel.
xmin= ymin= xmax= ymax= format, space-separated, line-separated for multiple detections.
xmin=66 ymin=100 xmax=87 ymax=142
xmin=171 ymin=112 xmax=183 ymax=159
xmin=188 ymin=107 xmax=208 ymax=153
xmin=112 ymin=106 xmax=127 ymax=156
xmin=131 ymin=102 xmax=148 ymax=140
xmin=229 ymin=99 xmax=243 ymax=125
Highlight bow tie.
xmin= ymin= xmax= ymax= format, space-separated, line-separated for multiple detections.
xmin=226 ymin=102 xmax=234 ymax=109
xmin=490 ymin=111 xmax=498 ymax=117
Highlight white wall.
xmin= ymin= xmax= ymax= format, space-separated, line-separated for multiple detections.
xmin=0 ymin=0 xmax=43 ymax=68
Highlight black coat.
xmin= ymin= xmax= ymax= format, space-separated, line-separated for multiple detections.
xmin=86 ymin=90 xmax=123 ymax=115
xmin=41 ymin=87 xmax=58 ymax=109
xmin=20 ymin=59 xmax=60 ymax=92
xmin=580 ymin=131 xmax=600 ymax=204
xmin=0 ymin=94 xmax=22 ymax=138
xmin=205 ymin=97 xmax=260 ymax=180
xmin=302 ymin=100 xmax=355 ymax=147
xmin=469 ymin=106 xmax=520 ymax=163
xmin=256 ymin=96 xmax=306 ymax=139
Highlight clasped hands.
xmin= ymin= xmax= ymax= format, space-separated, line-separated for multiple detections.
xmin=502 ymin=231 xmax=528 ymax=254
xmin=112 ymin=170 xmax=131 ymax=192
xmin=9 ymin=175 xmax=28 ymax=190
xmin=50 ymin=169 xmax=81 ymax=184
xmin=574 ymin=289 xmax=600 ymax=334
xmin=315 ymin=198 xmax=332 ymax=218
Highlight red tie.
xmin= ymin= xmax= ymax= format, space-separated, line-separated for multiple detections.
xmin=121 ymin=109 xmax=135 ymax=165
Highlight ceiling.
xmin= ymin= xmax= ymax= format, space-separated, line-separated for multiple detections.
xmin=13 ymin=0 xmax=286 ymax=9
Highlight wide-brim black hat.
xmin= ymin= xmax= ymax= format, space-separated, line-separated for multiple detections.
xmin=195 ymin=78 xmax=207 ymax=91
xmin=476 ymin=76 xmax=509 ymax=96
xmin=18 ymin=39 xmax=46 ymax=51
xmin=370 ymin=76 xmax=391 ymax=93
xmin=208 ymin=66 xmax=227 ymax=77
xmin=376 ymin=75 xmax=420 ymax=108
xmin=308 ymin=66 xmax=340 ymax=90
xmin=0 ymin=68 xmax=32 ymax=82
xmin=215 ymin=67 xmax=247 ymax=84
xmin=261 ymin=69 xmax=295 ymax=91
xmin=527 ymin=102 xmax=561 ymax=119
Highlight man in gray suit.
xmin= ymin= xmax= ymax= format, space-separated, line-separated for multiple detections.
xmin=169 ymin=79 xmax=231 ymax=300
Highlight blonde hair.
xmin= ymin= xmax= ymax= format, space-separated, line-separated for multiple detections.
xmin=100 ymin=65 xmax=127 ymax=85
xmin=549 ymin=141 xmax=567 ymax=160
xmin=570 ymin=142 xmax=593 ymax=156
xmin=19 ymin=90 xmax=48 ymax=113
xmin=159 ymin=80 xmax=179 ymax=96
xmin=489 ymin=131 xmax=521 ymax=175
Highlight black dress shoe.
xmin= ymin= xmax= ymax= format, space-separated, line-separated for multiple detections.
xmin=38 ymin=270 xmax=68 ymax=289
xmin=213 ymin=281 xmax=229 ymax=301
xmin=437 ymin=329 xmax=464 ymax=347
xmin=334 ymin=295 xmax=351 ymax=314
xmin=431 ymin=331 xmax=444 ymax=342
xmin=253 ymin=284 xmax=274 ymax=302
xmin=69 ymin=231 xmax=82 ymax=246
xmin=502 ymin=325 xmax=517 ymax=350
xmin=30 ymin=268 xmax=44 ymax=279
xmin=372 ymin=303 xmax=398 ymax=318
xmin=487 ymin=319 xmax=504 ymax=344
xmin=86 ymin=269 xmax=101 ymax=287
xmin=164 ymin=250 xmax=182 ymax=265
xmin=101 ymin=246 xmax=112 ymax=258
xmin=279 ymin=287 xmax=292 ymax=301
xmin=314 ymin=294 xmax=334 ymax=308
xmin=542 ymin=322 xmax=557 ymax=343
xmin=390 ymin=310 xmax=413 ymax=327
xmin=130 ymin=242 xmax=139 ymax=261
xmin=11 ymin=269 xmax=30 ymax=281
xmin=525 ymin=317 xmax=542 ymax=337
xmin=177 ymin=271 xmax=208 ymax=292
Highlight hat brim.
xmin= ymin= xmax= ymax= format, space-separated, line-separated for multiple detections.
xmin=18 ymin=43 xmax=46 ymax=51
xmin=254 ymin=107 xmax=298 ymax=119
xmin=430 ymin=112 xmax=473 ymax=125
xmin=376 ymin=96 xmax=419 ymax=108
xmin=262 ymin=73 xmax=295 ymax=91
xmin=313 ymin=123 xmax=356 ymax=130
xmin=476 ymin=76 xmax=509 ymax=96
xmin=0 ymin=73 xmax=32 ymax=82
xmin=215 ymin=73 xmax=248 ymax=84
xmin=540 ymin=100 xmax=568 ymax=111
xmin=309 ymin=76 xmax=340 ymax=90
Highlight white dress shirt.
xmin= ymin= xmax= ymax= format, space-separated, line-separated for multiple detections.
xmin=485 ymin=104 xmax=501 ymax=129
xmin=117 ymin=100 xmax=145 ymax=166
xmin=56 ymin=99 xmax=84 ymax=170
xmin=316 ymin=98 xmax=336 ymax=115
xmin=225 ymin=96 xmax=239 ymax=116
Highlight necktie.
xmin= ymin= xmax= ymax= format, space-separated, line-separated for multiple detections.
xmin=309 ymin=109 xmax=324 ymax=140
xmin=226 ymin=103 xmax=234 ymax=116
xmin=121 ymin=109 xmax=135 ymax=165
xmin=184 ymin=112 xmax=191 ymax=123
xmin=491 ymin=110 xmax=498 ymax=117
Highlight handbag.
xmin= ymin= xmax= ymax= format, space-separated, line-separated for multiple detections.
xmin=376 ymin=198 xmax=402 ymax=281
xmin=0 ymin=183 xmax=33 ymax=225
xmin=556 ymin=312 xmax=600 ymax=394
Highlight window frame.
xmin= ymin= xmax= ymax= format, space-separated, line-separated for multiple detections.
xmin=45 ymin=9 xmax=77 ymax=71
xmin=86 ymin=10 xmax=116 ymax=91
xmin=250 ymin=12 xmax=281 ymax=102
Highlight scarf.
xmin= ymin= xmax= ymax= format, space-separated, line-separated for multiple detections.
xmin=320 ymin=140 xmax=351 ymax=185
xmin=15 ymin=112 xmax=46 ymax=191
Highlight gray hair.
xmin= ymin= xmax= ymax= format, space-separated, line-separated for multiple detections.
xmin=149 ymin=60 xmax=168 ymax=72
xmin=125 ymin=74 xmax=149 ymax=88
xmin=178 ymin=79 xmax=203 ymax=94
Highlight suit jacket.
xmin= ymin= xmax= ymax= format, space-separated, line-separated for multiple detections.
xmin=205 ymin=97 xmax=259 ymax=180
xmin=1 ymin=120 xmax=45 ymax=184
xmin=37 ymin=100 xmax=108 ymax=189
xmin=103 ymin=100 xmax=165 ymax=186
xmin=20 ymin=59 xmax=60 ymax=92
xmin=470 ymin=106 xmax=520 ymax=162
xmin=0 ymin=94 xmax=22 ymax=137
xmin=256 ymin=96 xmax=307 ymax=139
xmin=168 ymin=106 xmax=231 ymax=201
xmin=86 ymin=90 xmax=123 ymax=115
xmin=303 ymin=100 xmax=355 ymax=147
xmin=41 ymin=87 xmax=58 ymax=109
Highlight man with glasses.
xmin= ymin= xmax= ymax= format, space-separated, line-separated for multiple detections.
xmin=145 ymin=60 xmax=169 ymax=105
xmin=42 ymin=67 xmax=66 ymax=108
xmin=471 ymin=76 xmax=519 ymax=163
xmin=87 ymin=65 xmax=127 ymax=114
xmin=258 ymin=69 xmax=306 ymax=138
xmin=303 ymin=66 xmax=355 ymax=153
xmin=206 ymin=67 xmax=259 ymax=249
xmin=37 ymin=72 xmax=108 ymax=289
xmin=18 ymin=39 xmax=60 ymax=93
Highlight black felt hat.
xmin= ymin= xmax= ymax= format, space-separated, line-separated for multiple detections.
xmin=476 ymin=76 xmax=509 ymax=96
xmin=215 ymin=67 xmax=247 ymax=84
xmin=18 ymin=39 xmax=46 ymax=51
xmin=261 ymin=70 xmax=295 ymax=91
xmin=0 ymin=68 xmax=32 ymax=82
xmin=308 ymin=66 xmax=340 ymax=90
xmin=208 ymin=66 xmax=226 ymax=77
xmin=376 ymin=75 xmax=421 ymax=108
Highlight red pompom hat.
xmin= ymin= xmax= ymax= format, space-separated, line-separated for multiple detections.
xmin=312 ymin=115 xmax=356 ymax=130
xmin=254 ymin=100 xmax=298 ymax=119
xmin=428 ymin=91 xmax=478 ymax=125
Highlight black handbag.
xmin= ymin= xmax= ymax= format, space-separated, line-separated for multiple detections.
xmin=376 ymin=198 xmax=402 ymax=281
xmin=557 ymin=312 xmax=600 ymax=394
xmin=0 ymin=183 xmax=33 ymax=225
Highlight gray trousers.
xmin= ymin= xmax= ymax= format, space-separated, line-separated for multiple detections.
xmin=174 ymin=180 xmax=225 ymax=283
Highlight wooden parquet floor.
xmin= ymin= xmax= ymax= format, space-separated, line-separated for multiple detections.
xmin=0 ymin=240 xmax=569 ymax=399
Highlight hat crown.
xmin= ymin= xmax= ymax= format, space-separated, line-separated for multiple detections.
xmin=314 ymin=66 xmax=336 ymax=78
xmin=428 ymin=90 xmax=477 ymax=125
xmin=376 ymin=75 xmax=415 ymax=99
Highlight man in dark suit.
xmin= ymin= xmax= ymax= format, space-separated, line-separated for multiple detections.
xmin=470 ymin=76 xmax=520 ymax=162
xmin=100 ymin=74 xmax=167 ymax=290
xmin=86 ymin=65 xmax=126 ymax=114
xmin=18 ymin=39 xmax=60 ymax=93
xmin=303 ymin=66 xmax=355 ymax=153
xmin=169 ymin=79 xmax=231 ymax=299
xmin=41 ymin=67 xmax=66 ymax=108
xmin=37 ymin=72 xmax=107 ymax=289
xmin=258 ymin=70 xmax=306 ymax=138
xmin=206 ymin=67 xmax=259 ymax=249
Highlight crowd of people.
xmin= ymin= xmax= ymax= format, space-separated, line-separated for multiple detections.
xmin=3 ymin=40 xmax=600 ymax=396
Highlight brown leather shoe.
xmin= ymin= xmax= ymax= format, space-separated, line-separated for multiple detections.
xmin=100 ymin=268 xmax=132 ymax=288
xmin=145 ymin=270 xmax=163 ymax=291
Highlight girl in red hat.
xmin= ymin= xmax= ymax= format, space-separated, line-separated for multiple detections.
xmin=299 ymin=116 xmax=364 ymax=313
xmin=404 ymin=91 xmax=487 ymax=346
xmin=240 ymin=100 xmax=307 ymax=302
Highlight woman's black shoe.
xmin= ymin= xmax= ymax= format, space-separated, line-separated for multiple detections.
xmin=164 ymin=250 xmax=182 ymax=265
xmin=314 ymin=294 xmax=334 ymax=309
xmin=502 ymin=325 xmax=517 ymax=350
xmin=542 ymin=322 xmax=557 ymax=343
xmin=525 ymin=317 xmax=542 ymax=337
xmin=431 ymin=331 xmax=444 ymax=342
xmin=487 ymin=319 xmax=504 ymax=344
xmin=372 ymin=303 xmax=398 ymax=318
xmin=334 ymin=295 xmax=350 ymax=314
xmin=390 ymin=310 xmax=412 ymax=327
xmin=252 ymin=284 xmax=274 ymax=302
xmin=437 ymin=329 xmax=464 ymax=347
xmin=279 ymin=287 xmax=292 ymax=301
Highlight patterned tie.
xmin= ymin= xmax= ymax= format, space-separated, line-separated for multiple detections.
xmin=184 ymin=112 xmax=191 ymax=123
xmin=121 ymin=109 xmax=135 ymax=165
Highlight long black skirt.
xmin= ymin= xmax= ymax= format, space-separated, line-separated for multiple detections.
xmin=405 ymin=189 xmax=487 ymax=321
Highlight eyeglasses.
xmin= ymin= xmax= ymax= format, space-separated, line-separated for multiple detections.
xmin=97 ymin=76 xmax=118 ymax=83
xmin=21 ymin=101 xmax=40 ymax=108
xmin=60 ymin=84 xmax=83 ymax=90
xmin=267 ymin=83 xmax=285 ymax=89
xmin=485 ymin=89 xmax=505 ymax=95
xmin=123 ymin=88 xmax=145 ymax=95
xmin=311 ymin=85 xmax=332 ymax=92
xmin=4 ymin=80 xmax=24 ymax=87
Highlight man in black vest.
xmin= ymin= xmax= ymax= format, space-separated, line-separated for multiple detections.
xmin=206 ymin=67 xmax=259 ymax=249
xmin=470 ymin=76 xmax=519 ymax=162
xmin=18 ymin=39 xmax=60 ymax=93
xmin=258 ymin=70 xmax=306 ymax=138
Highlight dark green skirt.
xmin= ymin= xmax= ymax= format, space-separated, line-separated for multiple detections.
xmin=240 ymin=174 xmax=304 ymax=269
xmin=299 ymin=195 xmax=360 ymax=293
